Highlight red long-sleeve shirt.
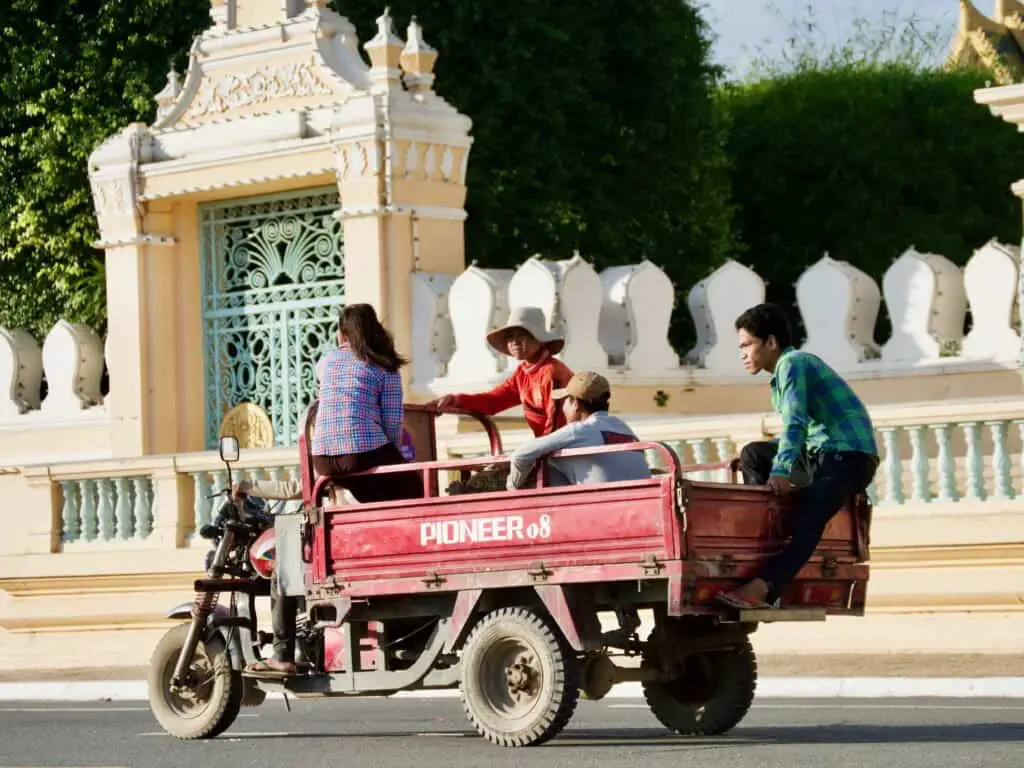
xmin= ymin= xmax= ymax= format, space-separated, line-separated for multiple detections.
xmin=452 ymin=352 xmax=574 ymax=437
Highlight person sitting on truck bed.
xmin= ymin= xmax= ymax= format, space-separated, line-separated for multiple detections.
xmin=506 ymin=370 xmax=650 ymax=640
xmin=310 ymin=303 xmax=424 ymax=505
xmin=425 ymin=306 xmax=574 ymax=438
xmin=717 ymin=303 xmax=879 ymax=611
xmin=505 ymin=370 xmax=650 ymax=491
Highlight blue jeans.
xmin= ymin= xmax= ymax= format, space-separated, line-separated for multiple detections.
xmin=740 ymin=442 xmax=878 ymax=603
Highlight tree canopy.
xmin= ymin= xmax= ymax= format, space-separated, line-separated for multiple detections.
xmin=3 ymin=1 xmax=1023 ymax=358
xmin=0 ymin=1 xmax=734 ymax=352
xmin=0 ymin=0 xmax=210 ymax=338
xmin=337 ymin=0 xmax=734 ymax=350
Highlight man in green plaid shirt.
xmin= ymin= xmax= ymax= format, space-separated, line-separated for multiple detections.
xmin=718 ymin=303 xmax=879 ymax=610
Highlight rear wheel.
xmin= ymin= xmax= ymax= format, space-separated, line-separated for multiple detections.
xmin=642 ymin=633 xmax=757 ymax=736
xmin=460 ymin=606 xmax=579 ymax=747
xmin=147 ymin=622 xmax=243 ymax=739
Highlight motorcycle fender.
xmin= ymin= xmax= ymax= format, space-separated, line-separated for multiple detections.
xmin=164 ymin=603 xmax=244 ymax=671
xmin=165 ymin=602 xmax=232 ymax=621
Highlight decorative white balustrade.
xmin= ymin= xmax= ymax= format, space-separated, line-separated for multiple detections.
xmin=445 ymin=397 xmax=1024 ymax=509
xmin=58 ymin=476 xmax=155 ymax=544
xmin=50 ymin=450 xmax=302 ymax=548
xmin=0 ymin=319 xmax=108 ymax=428
xmin=414 ymin=240 xmax=1024 ymax=392
xmin=1 ymin=238 xmax=1022 ymax=428
xmin=853 ymin=406 xmax=1024 ymax=507
xmin=189 ymin=465 xmax=304 ymax=532
xmin=33 ymin=398 xmax=1024 ymax=549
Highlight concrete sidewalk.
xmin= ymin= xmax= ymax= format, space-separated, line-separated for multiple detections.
xmin=3 ymin=653 xmax=1022 ymax=683
xmin=4 ymin=655 xmax=1024 ymax=701
xmin=3 ymin=678 xmax=1024 ymax=702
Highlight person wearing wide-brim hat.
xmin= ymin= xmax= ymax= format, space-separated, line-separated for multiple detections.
xmin=426 ymin=306 xmax=574 ymax=438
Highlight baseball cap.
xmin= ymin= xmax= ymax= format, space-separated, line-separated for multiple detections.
xmin=552 ymin=371 xmax=610 ymax=401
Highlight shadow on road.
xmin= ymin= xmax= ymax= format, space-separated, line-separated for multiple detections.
xmin=541 ymin=723 xmax=1024 ymax=747
xmin=209 ymin=722 xmax=1024 ymax=747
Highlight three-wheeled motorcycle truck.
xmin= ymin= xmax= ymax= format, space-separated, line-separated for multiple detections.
xmin=148 ymin=403 xmax=872 ymax=747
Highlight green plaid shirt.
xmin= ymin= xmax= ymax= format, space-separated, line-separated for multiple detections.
xmin=769 ymin=348 xmax=878 ymax=478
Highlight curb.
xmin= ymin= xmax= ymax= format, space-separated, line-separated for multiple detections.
xmin=3 ymin=677 xmax=1024 ymax=702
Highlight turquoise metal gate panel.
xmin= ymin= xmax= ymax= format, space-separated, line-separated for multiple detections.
xmin=200 ymin=187 xmax=343 ymax=448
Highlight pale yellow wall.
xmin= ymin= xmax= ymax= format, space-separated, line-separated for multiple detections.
xmin=172 ymin=201 xmax=206 ymax=452
xmin=0 ymin=424 xmax=110 ymax=466
xmin=105 ymin=242 xmax=150 ymax=456
xmin=0 ymin=471 xmax=59 ymax=556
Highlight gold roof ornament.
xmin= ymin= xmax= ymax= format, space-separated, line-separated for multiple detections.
xmin=947 ymin=0 xmax=1024 ymax=84
xmin=219 ymin=402 xmax=275 ymax=449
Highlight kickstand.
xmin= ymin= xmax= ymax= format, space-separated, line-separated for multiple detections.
xmin=283 ymin=691 xmax=291 ymax=712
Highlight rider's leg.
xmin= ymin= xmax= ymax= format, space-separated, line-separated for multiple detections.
xmin=271 ymin=567 xmax=297 ymax=664
xmin=738 ymin=441 xmax=777 ymax=485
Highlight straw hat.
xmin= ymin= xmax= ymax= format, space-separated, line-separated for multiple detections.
xmin=486 ymin=306 xmax=564 ymax=356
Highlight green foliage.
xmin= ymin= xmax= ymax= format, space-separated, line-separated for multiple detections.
xmin=336 ymin=0 xmax=735 ymax=350
xmin=718 ymin=64 xmax=1023 ymax=340
xmin=0 ymin=0 xmax=209 ymax=339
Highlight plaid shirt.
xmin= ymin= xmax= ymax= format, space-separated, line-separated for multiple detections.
xmin=312 ymin=345 xmax=404 ymax=456
xmin=769 ymin=348 xmax=877 ymax=478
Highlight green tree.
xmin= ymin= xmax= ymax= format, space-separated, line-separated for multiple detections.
xmin=1 ymin=1 xmax=732 ymax=353
xmin=337 ymin=0 xmax=735 ymax=351
xmin=715 ymin=4 xmax=1017 ymax=341
xmin=0 ymin=0 xmax=209 ymax=339
xmin=719 ymin=65 xmax=1023 ymax=341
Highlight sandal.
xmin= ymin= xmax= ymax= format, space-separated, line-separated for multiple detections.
xmin=244 ymin=659 xmax=296 ymax=676
xmin=716 ymin=590 xmax=771 ymax=610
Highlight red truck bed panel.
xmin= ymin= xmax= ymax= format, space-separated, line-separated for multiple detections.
xmin=683 ymin=481 xmax=867 ymax=564
xmin=315 ymin=477 xmax=680 ymax=584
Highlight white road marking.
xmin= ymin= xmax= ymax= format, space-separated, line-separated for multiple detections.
xmin=608 ymin=703 xmax=1024 ymax=711
xmin=139 ymin=731 xmax=292 ymax=738
xmin=414 ymin=732 xmax=467 ymax=737
xmin=0 ymin=707 xmax=147 ymax=713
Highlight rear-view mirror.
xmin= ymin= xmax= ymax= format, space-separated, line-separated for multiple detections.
xmin=219 ymin=435 xmax=240 ymax=464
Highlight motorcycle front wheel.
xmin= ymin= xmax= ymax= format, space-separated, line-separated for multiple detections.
xmin=147 ymin=622 xmax=243 ymax=739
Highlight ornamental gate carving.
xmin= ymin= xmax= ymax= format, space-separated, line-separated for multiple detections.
xmin=200 ymin=188 xmax=344 ymax=447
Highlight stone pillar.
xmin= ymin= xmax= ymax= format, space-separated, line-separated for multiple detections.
xmin=974 ymin=84 xmax=1024 ymax=374
xmin=89 ymin=124 xmax=178 ymax=457
xmin=332 ymin=11 xmax=473 ymax=384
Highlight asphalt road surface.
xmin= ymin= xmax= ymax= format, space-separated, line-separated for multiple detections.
xmin=1 ymin=697 xmax=1022 ymax=768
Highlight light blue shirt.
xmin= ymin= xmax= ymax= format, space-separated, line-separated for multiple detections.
xmin=507 ymin=412 xmax=652 ymax=490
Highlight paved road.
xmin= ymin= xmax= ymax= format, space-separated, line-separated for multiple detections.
xmin=1 ymin=697 xmax=1022 ymax=767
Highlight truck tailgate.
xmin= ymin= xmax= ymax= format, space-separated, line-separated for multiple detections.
xmin=682 ymin=480 xmax=869 ymax=564
xmin=314 ymin=477 xmax=680 ymax=588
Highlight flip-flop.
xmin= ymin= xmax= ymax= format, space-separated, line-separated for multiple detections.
xmin=244 ymin=660 xmax=295 ymax=677
xmin=716 ymin=591 xmax=771 ymax=610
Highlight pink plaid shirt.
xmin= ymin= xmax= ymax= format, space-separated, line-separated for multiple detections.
xmin=312 ymin=345 xmax=404 ymax=456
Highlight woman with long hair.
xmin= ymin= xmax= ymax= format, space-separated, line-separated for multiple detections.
xmin=311 ymin=303 xmax=423 ymax=502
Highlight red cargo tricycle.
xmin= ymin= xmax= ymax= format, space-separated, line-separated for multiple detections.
xmin=148 ymin=403 xmax=872 ymax=747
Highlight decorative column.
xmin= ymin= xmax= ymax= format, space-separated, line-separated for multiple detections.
xmin=331 ymin=10 xmax=473 ymax=387
xmin=88 ymin=124 xmax=177 ymax=457
xmin=975 ymin=83 xmax=1024 ymax=374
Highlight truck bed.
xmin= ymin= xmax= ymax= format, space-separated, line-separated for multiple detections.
xmin=306 ymin=447 xmax=871 ymax=616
